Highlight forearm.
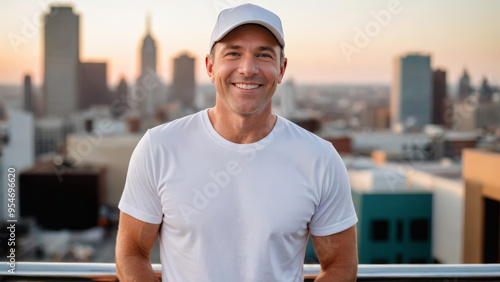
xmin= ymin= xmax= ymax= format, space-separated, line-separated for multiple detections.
xmin=116 ymin=253 xmax=159 ymax=282
xmin=116 ymin=212 xmax=161 ymax=281
xmin=314 ymin=265 xmax=357 ymax=282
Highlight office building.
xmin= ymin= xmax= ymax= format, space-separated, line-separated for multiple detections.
xmin=135 ymin=15 xmax=162 ymax=117
xmin=406 ymin=162 xmax=464 ymax=263
xmin=79 ymin=62 xmax=110 ymax=110
xmin=358 ymin=106 xmax=390 ymax=130
xmin=463 ymin=149 xmax=500 ymax=263
xmin=349 ymin=131 xmax=430 ymax=157
xmin=139 ymin=15 xmax=157 ymax=77
xmin=171 ymin=53 xmax=195 ymax=108
xmin=476 ymin=100 xmax=500 ymax=129
xmin=369 ymin=147 xmax=500 ymax=264
xmin=111 ymin=78 xmax=129 ymax=118
xmin=451 ymin=100 xmax=476 ymax=131
xmin=479 ymin=77 xmax=495 ymax=102
xmin=43 ymin=6 xmax=80 ymax=116
xmin=391 ymin=54 xmax=432 ymax=130
xmin=24 ymin=75 xmax=33 ymax=112
xmin=349 ymin=168 xmax=433 ymax=264
xmin=20 ymin=162 xmax=104 ymax=230
xmin=458 ymin=69 xmax=473 ymax=100
xmin=34 ymin=117 xmax=73 ymax=158
xmin=432 ymin=69 xmax=447 ymax=126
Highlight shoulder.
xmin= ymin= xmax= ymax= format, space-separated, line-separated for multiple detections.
xmin=277 ymin=115 xmax=336 ymax=158
xmin=147 ymin=110 xmax=205 ymax=144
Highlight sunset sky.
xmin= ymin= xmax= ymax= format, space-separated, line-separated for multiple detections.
xmin=1 ymin=0 xmax=499 ymax=88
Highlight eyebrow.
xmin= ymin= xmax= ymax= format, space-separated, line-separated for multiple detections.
xmin=220 ymin=45 xmax=242 ymax=53
xmin=257 ymin=46 xmax=278 ymax=57
xmin=220 ymin=45 xmax=278 ymax=57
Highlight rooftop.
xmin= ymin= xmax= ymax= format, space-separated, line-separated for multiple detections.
xmin=1 ymin=263 xmax=499 ymax=281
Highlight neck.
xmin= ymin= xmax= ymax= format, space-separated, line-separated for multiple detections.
xmin=207 ymin=104 xmax=277 ymax=144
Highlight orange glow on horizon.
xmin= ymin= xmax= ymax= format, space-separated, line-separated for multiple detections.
xmin=1 ymin=0 xmax=499 ymax=88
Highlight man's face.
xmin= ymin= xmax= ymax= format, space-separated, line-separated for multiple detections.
xmin=206 ymin=24 xmax=287 ymax=116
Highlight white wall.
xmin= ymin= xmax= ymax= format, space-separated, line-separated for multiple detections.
xmin=351 ymin=131 xmax=429 ymax=154
xmin=407 ymin=170 xmax=464 ymax=263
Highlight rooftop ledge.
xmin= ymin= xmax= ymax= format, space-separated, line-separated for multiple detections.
xmin=1 ymin=263 xmax=500 ymax=281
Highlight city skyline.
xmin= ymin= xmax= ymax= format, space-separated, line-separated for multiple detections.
xmin=1 ymin=1 xmax=500 ymax=270
xmin=1 ymin=0 xmax=499 ymax=87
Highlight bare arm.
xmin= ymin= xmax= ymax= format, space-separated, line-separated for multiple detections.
xmin=116 ymin=211 xmax=161 ymax=282
xmin=312 ymin=225 xmax=358 ymax=282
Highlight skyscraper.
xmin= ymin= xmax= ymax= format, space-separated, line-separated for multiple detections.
xmin=171 ymin=53 xmax=195 ymax=108
xmin=432 ymin=69 xmax=447 ymax=126
xmin=79 ymin=62 xmax=110 ymax=109
xmin=135 ymin=15 xmax=161 ymax=117
xmin=479 ymin=77 xmax=495 ymax=102
xmin=458 ymin=69 xmax=473 ymax=100
xmin=43 ymin=6 xmax=80 ymax=116
xmin=24 ymin=74 xmax=32 ymax=113
xmin=139 ymin=15 xmax=157 ymax=77
xmin=112 ymin=78 xmax=129 ymax=118
xmin=391 ymin=54 xmax=432 ymax=130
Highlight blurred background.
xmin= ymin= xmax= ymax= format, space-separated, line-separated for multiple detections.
xmin=0 ymin=0 xmax=499 ymax=266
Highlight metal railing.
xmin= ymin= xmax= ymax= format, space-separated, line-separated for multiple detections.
xmin=1 ymin=262 xmax=500 ymax=281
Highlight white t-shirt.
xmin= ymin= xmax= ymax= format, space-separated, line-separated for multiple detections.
xmin=119 ymin=109 xmax=358 ymax=282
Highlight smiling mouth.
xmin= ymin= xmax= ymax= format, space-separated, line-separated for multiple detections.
xmin=233 ymin=83 xmax=261 ymax=90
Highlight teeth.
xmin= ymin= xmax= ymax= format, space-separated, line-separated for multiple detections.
xmin=235 ymin=83 xmax=260 ymax=90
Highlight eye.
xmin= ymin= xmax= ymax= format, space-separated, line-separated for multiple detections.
xmin=257 ymin=53 xmax=272 ymax=58
xmin=226 ymin=52 xmax=239 ymax=57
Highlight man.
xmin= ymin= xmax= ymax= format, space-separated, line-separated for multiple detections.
xmin=116 ymin=3 xmax=358 ymax=281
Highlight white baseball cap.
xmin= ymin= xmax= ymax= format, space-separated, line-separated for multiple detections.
xmin=209 ymin=3 xmax=285 ymax=52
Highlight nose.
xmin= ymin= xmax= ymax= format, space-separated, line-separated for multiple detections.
xmin=238 ymin=55 xmax=259 ymax=77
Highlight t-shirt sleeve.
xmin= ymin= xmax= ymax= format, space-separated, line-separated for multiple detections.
xmin=309 ymin=148 xmax=358 ymax=236
xmin=118 ymin=130 xmax=163 ymax=224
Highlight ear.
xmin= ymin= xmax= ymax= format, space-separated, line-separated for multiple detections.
xmin=205 ymin=54 xmax=215 ymax=83
xmin=277 ymin=57 xmax=288 ymax=84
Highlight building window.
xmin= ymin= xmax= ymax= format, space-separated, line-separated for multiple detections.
xmin=371 ymin=258 xmax=388 ymax=264
xmin=371 ymin=220 xmax=389 ymax=241
xmin=396 ymin=253 xmax=403 ymax=264
xmin=410 ymin=219 xmax=429 ymax=241
xmin=397 ymin=220 xmax=403 ymax=241
xmin=410 ymin=258 xmax=428 ymax=263
xmin=484 ymin=197 xmax=500 ymax=263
